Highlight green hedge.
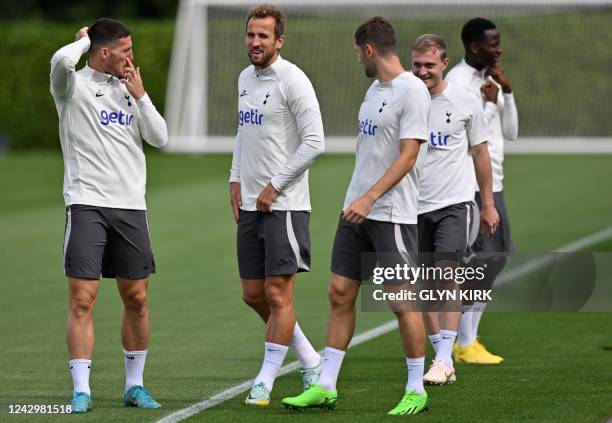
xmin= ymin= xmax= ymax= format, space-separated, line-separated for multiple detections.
xmin=2 ymin=12 xmax=611 ymax=151
xmin=0 ymin=20 xmax=174 ymax=150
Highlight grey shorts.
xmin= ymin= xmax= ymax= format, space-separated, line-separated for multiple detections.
xmin=472 ymin=191 xmax=515 ymax=254
xmin=418 ymin=202 xmax=478 ymax=264
xmin=237 ymin=210 xmax=311 ymax=279
xmin=63 ymin=205 xmax=156 ymax=280
xmin=330 ymin=214 xmax=418 ymax=282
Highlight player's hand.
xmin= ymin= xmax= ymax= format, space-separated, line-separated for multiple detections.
xmin=343 ymin=194 xmax=375 ymax=224
xmin=75 ymin=27 xmax=89 ymax=41
xmin=480 ymin=82 xmax=499 ymax=104
xmin=230 ymin=182 xmax=242 ymax=223
xmin=256 ymin=183 xmax=279 ymax=213
xmin=121 ymin=57 xmax=146 ymax=100
xmin=487 ymin=63 xmax=512 ymax=93
xmin=480 ymin=204 xmax=500 ymax=237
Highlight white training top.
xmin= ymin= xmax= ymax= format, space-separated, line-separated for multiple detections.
xmin=445 ymin=59 xmax=518 ymax=192
xmin=418 ymin=83 xmax=488 ymax=214
xmin=229 ymin=56 xmax=325 ymax=211
xmin=50 ymin=37 xmax=168 ymax=210
xmin=343 ymin=72 xmax=430 ymax=224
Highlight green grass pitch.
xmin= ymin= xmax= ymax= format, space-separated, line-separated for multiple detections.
xmin=1 ymin=153 xmax=612 ymax=422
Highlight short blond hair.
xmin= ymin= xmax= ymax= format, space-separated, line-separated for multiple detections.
xmin=246 ymin=4 xmax=285 ymax=39
xmin=412 ymin=34 xmax=447 ymax=59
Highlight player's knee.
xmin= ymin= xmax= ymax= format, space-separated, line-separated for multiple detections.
xmin=328 ymin=284 xmax=353 ymax=309
xmin=264 ymin=285 xmax=291 ymax=310
xmin=122 ymin=289 xmax=148 ymax=313
xmin=69 ymin=294 xmax=96 ymax=318
xmin=242 ymin=291 xmax=266 ymax=309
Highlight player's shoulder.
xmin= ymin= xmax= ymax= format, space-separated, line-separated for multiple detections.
xmin=71 ymin=66 xmax=109 ymax=90
xmin=445 ymin=61 xmax=471 ymax=84
xmin=394 ymin=72 xmax=430 ymax=100
xmin=446 ymin=82 xmax=480 ymax=105
xmin=396 ymin=71 xmax=423 ymax=86
xmin=275 ymin=58 xmax=318 ymax=100
xmin=74 ymin=66 xmax=94 ymax=81
xmin=276 ymin=57 xmax=312 ymax=84
xmin=238 ymin=65 xmax=254 ymax=81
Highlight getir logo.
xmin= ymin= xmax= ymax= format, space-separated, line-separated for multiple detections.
xmin=429 ymin=131 xmax=449 ymax=147
xmin=100 ymin=110 xmax=133 ymax=126
xmin=358 ymin=119 xmax=377 ymax=136
xmin=239 ymin=109 xmax=263 ymax=126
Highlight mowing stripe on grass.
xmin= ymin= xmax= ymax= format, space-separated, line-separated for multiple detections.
xmin=154 ymin=226 xmax=612 ymax=423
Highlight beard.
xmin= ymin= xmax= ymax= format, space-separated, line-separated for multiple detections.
xmin=104 ymin=61 xmax=129 ymax=80
xmin=363 ymin=62 xmax=376 ymax=78
xmin=248 ymin=48 xmax=276 ymax=68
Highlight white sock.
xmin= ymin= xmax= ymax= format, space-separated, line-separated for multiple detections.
xmin=405 ymin=356 xmax=425 ymax=394
xmin=458 ymin=305 xmax=476 ymax=347
xmin=435 ymin=330 xmax=457 ymax=368
xmin=69 ymin=359 xmax=91 ymax=395
xmin=428 ymin=333 xmax=441 ymax=353
xmin=253 ymin=342 xmax=289 ymax=391
xmin=471 ymin=301 xmax=488 ymax=336
xmin=290 ymin=322 xmax=320 ymax=369
xmin=124 ymin=349 xmax=147 ymax=390
xmin=316 ymin=347 xmax=345 ymax=391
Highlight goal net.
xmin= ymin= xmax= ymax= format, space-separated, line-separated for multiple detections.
xmin=164 ymin=0 xmax=612 ymax=152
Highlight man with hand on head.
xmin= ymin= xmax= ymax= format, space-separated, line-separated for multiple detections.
xmin=50 ymin=18 xmax=167 ymax=413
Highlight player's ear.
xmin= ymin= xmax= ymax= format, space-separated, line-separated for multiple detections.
xmin=469 ymin=41 xmax=479 ymax=55
xmin=275 ymin=34 xmax=285 ymax=50
xmin=442 ymin=57 xmax=449 ymax=69
xmin=98 ymin=46 xmax=109 ymax=60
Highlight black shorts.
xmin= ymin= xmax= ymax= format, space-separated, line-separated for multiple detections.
xmin=472 ymin=191 xmax=515 ymax=254
xmin=330 ymin=214 xmax=418 ymax=282
xmin=237 ymin=210 xmax=311 ymax=279
xmin=63 ymin=205 xmax=156 ymax=280
xmin=418 ymin=202 xmax=478 ymax=265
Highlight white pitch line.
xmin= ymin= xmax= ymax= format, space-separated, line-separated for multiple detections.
xmin=496 ymin=225 xmax=612 ymax=286
xmin=156 ymin=225 xmax=612 ymax=423
xmin=155 ymin=320 xmax=399 ymax=423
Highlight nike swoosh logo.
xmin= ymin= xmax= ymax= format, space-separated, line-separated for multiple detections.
xmin=442 ymin=337 xmax=451 ymax=340
xmin=462 ymin=253 xmax=476 ymax=264
xmin=266 ymin=349 xmax=280 ymax=352
xmin=125 ymin=355 xmax=135 ymax=360
xmin=95 ymin=92 xmax=104 ymax=97
xmin=240 ymin=93 xmax=248 ymax=97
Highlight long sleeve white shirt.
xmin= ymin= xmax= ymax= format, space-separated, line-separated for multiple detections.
xmin=50 ymin=37 xmax=168 ymax=210
xmin=446 ymin=59 xmax=518 ymax=192
xmin=229 ymin=56 xmax=325 ymax=211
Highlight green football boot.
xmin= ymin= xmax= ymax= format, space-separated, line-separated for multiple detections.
xmin=281 ymin=384 xmax=337 ymax=410
xmin=387 ymin=390 xmax=428 ymax=415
